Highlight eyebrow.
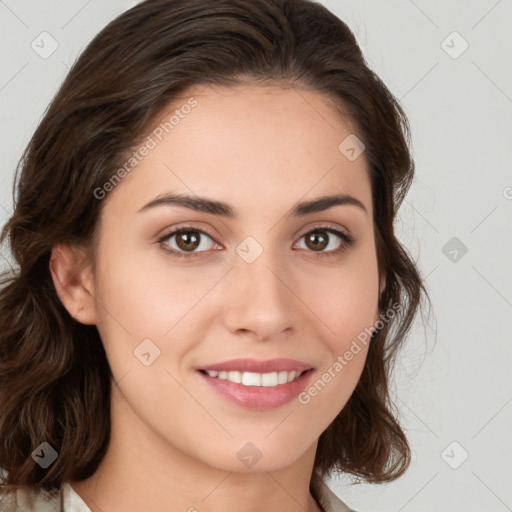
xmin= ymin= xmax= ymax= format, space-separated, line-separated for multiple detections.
xmin=138 ymin=192 xmax=367 ymax=217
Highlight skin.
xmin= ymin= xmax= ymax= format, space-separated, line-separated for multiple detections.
xmin=51 ymin=84 xmax=381 ymax=512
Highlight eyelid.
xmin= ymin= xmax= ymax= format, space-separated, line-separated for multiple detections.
xmin=301 ymin=222 xmax=353 ymax=241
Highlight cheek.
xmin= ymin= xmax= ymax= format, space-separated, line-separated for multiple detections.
xmin=94 ymin=246 xmax=213 ymax=335
xmin=296 ymin=273 xmax=375 ymax=425
xmin=91 ymin=242 xmax=222 ymax=383
xmin=294 ymin=247 xmax=378 ymax=411
xmin=299 ymin=247 xmax=380 ymax=347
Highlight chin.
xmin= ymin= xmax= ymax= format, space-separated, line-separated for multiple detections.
xmin=191 ymin=435 xmax=315 ymax=474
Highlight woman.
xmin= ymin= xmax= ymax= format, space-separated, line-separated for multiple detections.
xmin=0 ymin=0 xmax=428 ymax=511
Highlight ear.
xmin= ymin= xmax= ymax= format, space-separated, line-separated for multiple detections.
xmin=49 ymin=244 xmax=97 ymax=325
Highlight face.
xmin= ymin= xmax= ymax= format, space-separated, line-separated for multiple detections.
xmin=86 ymin=84 xmax=380 ymax=472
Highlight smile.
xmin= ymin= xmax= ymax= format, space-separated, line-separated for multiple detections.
xmin=197 ymin=358 xmax=315 ymax=409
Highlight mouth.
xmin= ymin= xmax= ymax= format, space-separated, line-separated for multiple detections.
xmin=196 ymin=358 xmax=315 ymax=409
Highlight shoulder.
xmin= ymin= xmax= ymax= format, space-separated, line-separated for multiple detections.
xmin=317 ymin=482 xmax=358 ymax=512
xmin=0 ymin=484 xmax=62 ymax=512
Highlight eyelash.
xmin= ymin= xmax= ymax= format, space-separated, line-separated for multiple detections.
xmin=157 ymin=224 xmax=355 ymax=261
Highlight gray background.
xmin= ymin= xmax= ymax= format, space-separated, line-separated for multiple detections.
xmin=1 ymin=1 xmax=511 ymax=511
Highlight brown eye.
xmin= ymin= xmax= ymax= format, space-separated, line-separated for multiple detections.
xmin=304 ymin=230 xmax=329 ymax=251
xmin=159 ymin=228 xmax=216 ymax=254
xmin=295 ymin=226 xmax=354 ymax=257
xmin=175 ymin=230 xmax=201 ymax=251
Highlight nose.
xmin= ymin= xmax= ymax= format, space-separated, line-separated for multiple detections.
xmin=221 ymin=250 xmax=302 ymax=342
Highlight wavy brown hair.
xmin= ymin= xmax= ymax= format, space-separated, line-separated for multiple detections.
xmin=0 ymin=0 xmax=429 ymax=498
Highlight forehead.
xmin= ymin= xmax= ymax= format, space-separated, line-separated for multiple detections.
xmin=103 ymin=84 xmax=372 ymax=220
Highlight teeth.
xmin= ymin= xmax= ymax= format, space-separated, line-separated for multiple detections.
xmin=261 ymin=372 xmax=277 ymax=387
xmin=242 ymin=372 xmax=261 ymax=386
xmin=278 ymin=371 xmax=288 ymax=384
xmin=205 ymin=370 xmax=305 ymax=387
xmin=227 ymin=370 xmax=242 ymax=384
xmin=287 ymin=371 xmax=297 ymax=383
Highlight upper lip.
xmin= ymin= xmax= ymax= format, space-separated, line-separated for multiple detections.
xmin=199 ymin=358 xmax=313 ymax=373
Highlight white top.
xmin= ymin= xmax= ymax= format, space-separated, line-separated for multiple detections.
xmin=0 ymin=480 xmax=356 ymax=511
xmin=63 ymin=483 xmax=90 ymax=512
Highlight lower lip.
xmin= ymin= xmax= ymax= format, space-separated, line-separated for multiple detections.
xmin=198 ymin=370 xmax=314 ymax=410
